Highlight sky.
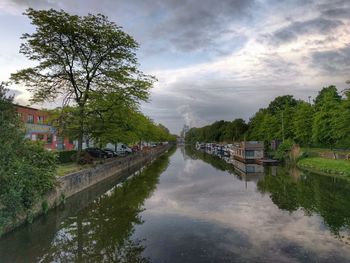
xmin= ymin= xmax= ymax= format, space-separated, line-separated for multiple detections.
xmin=0 ymin=0 xmax=350 ymax=134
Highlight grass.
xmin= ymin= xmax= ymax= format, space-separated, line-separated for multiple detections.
xmin=56 ymin=163 xmax=89 ymax=176
xmin=298 ymin=157 xmax=350 ymax=177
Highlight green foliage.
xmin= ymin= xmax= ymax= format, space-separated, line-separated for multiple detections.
xmin=293 ymin=102 xmax=313 ymax=145
xmin=11 ymin=8 xmax=155 ymax=152
xmin=57 ymin=150 xmax=77 ymax=164
xmin=0 ymin=84 xmax=57 ymax=233
xmin=332 ymin=92 xmax=350 ymax=148
xmin=59 ymin=193 xmax=66 ymax=206
xmin=187 ymin=85 xmax=350 ymax=150
xmin=41 ymin=200 xmax=49 ymax=214
xmin=314 ymin=85 xmax=341 ymax=109
xmin=185 ymin=119 xmax=248 ymax=144
xmin=274 ymin=139 xmax=294 ymax=161
xmin=267 ymin=95 xmax=298 ymax=114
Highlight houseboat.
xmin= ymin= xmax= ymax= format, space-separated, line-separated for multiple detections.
xmin=231 ymin=141 xmax=264 ymax=163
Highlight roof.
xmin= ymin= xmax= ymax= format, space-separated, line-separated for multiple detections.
xmin=13 ymin=104 xmax=41 ymax=111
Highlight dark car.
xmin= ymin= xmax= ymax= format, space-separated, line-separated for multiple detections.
xmin=85 ymin=148 xmax=111 ymax=158
xmin=103 ymin=148 xmax=118 ymax=157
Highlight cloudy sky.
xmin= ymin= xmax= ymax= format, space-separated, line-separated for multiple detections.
xmin=1 ymin=0 xmax=350 ymax=134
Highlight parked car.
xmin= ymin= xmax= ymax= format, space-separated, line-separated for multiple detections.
xmin=116 ymin=143 xmax=132 ymax=155
xmin=85 ymin=148 xmax=111 ymax=158
xmin=103 ymin=148 xmax=118 ymax=157
xmin=104 ymin=143 xmax=133 ymax=155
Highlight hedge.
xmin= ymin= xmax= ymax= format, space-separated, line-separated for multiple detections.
xmin=57 ymin=150 xmax=77 ymax=164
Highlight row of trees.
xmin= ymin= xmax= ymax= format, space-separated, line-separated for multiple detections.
xmin=11 ymin=8 xmax=175 ymax=154
xmin=185 ymin=118 xmax=248 ymax=143
xmin=186 ymin=85 xmax=350 ymax=149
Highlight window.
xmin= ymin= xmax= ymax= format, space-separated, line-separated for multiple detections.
xmin=245 ymin=150 xmax=255 ymax=157
xmin=38 ymin=116 xmax=44 ymax=124
xmin=27 ymin=115 xmax=34 ymax=124
xmin=37 ymin=134 xmax=44 ymax=141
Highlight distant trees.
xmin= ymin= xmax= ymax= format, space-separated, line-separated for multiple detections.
xmin=186 ymin=85 xmax=350 ymax=149
xmin=185 ymin=119 xmax=248 ymax=144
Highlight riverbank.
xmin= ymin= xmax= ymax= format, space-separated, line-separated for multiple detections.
xmin=1 ymin=145 xmax=172 ymax=237
xmin=298 ymin=157 xmax=350 ymax=179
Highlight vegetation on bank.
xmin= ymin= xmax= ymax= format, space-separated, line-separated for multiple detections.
xmin=0 ymin=84 xmax=57 ymax=235
xmin=186 ymin=86 xmax=350 ymax=151
xmin=298 ymin=157 xmax=350 ymax=177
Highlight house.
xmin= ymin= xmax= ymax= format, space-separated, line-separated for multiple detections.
xmin=231 ymin=141 xmax=264 ymax=162
xmin=15 ymin=104 xmax=74 ymax=150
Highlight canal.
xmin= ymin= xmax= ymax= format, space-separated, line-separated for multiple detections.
xmin=1 ymin=146 xmax=350 ymax=262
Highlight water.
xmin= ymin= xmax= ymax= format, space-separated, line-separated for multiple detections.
xmin=1 ymin=147 xmax=350 ymax=262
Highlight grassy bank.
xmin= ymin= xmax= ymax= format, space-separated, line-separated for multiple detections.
xmin=298 ymin=157 xmax=350 ymax=177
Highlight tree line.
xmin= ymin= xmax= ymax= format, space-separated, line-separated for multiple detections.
xmin=186 ymin=85 xmax=350 ymax=149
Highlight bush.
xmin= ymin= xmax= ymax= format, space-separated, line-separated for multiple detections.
xmin=0 ymin=140 xmax=57 ymax=234
xmin=274 ymin=139 xmax=294 ymax=161
xmin=57 ymin=150 xmax=77 ymax=164
xmin=0 ymin=85 xmax=57 ymax=234
xmin=71 ymin=151 xmax=94 ymax=165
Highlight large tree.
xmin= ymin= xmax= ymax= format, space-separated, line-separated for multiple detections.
xmin=11 ymin=9 xmax=154 ymax=153
xmin=293 ymin=102 xmax=313 ymax=146
xmin=312 ymin=86 xmax=341 ymax=148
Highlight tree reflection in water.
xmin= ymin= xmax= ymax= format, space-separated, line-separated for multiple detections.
xmin=38 ymin=149 xmax=173 ymax=263
xmin=258 ymin=165 xmax=350 ymax=238
xmin=186 ymin=146 xmax=350 ymax=242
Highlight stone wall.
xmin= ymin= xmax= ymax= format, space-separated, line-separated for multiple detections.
xmin=58 ymin=145 xmax=169 ymax=198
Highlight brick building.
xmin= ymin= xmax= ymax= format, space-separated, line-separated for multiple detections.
xmin=15 ymin=104 xmax=74 ymax=151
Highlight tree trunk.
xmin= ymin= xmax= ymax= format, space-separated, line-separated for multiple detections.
xmin=77 ymin=134 xmax=83 ymax=153
xmin=77 ymin=104 xmax=85 ymax=159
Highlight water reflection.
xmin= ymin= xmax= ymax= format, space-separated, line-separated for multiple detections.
xmin=2 ymin=147 xmax=350 ymax=262
xmin=186 ymin=146 xmax=350 ymax=244
xmin=258 ymin=165 xmax=350 ymax=237
xmin=185 ymin=146 xmax=265 ymax=182
xmin=0 ymin=148 xmax=174 ymax=263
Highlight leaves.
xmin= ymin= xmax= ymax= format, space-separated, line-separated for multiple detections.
xmin=0 ymin=85 xmax=56 ymax=233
